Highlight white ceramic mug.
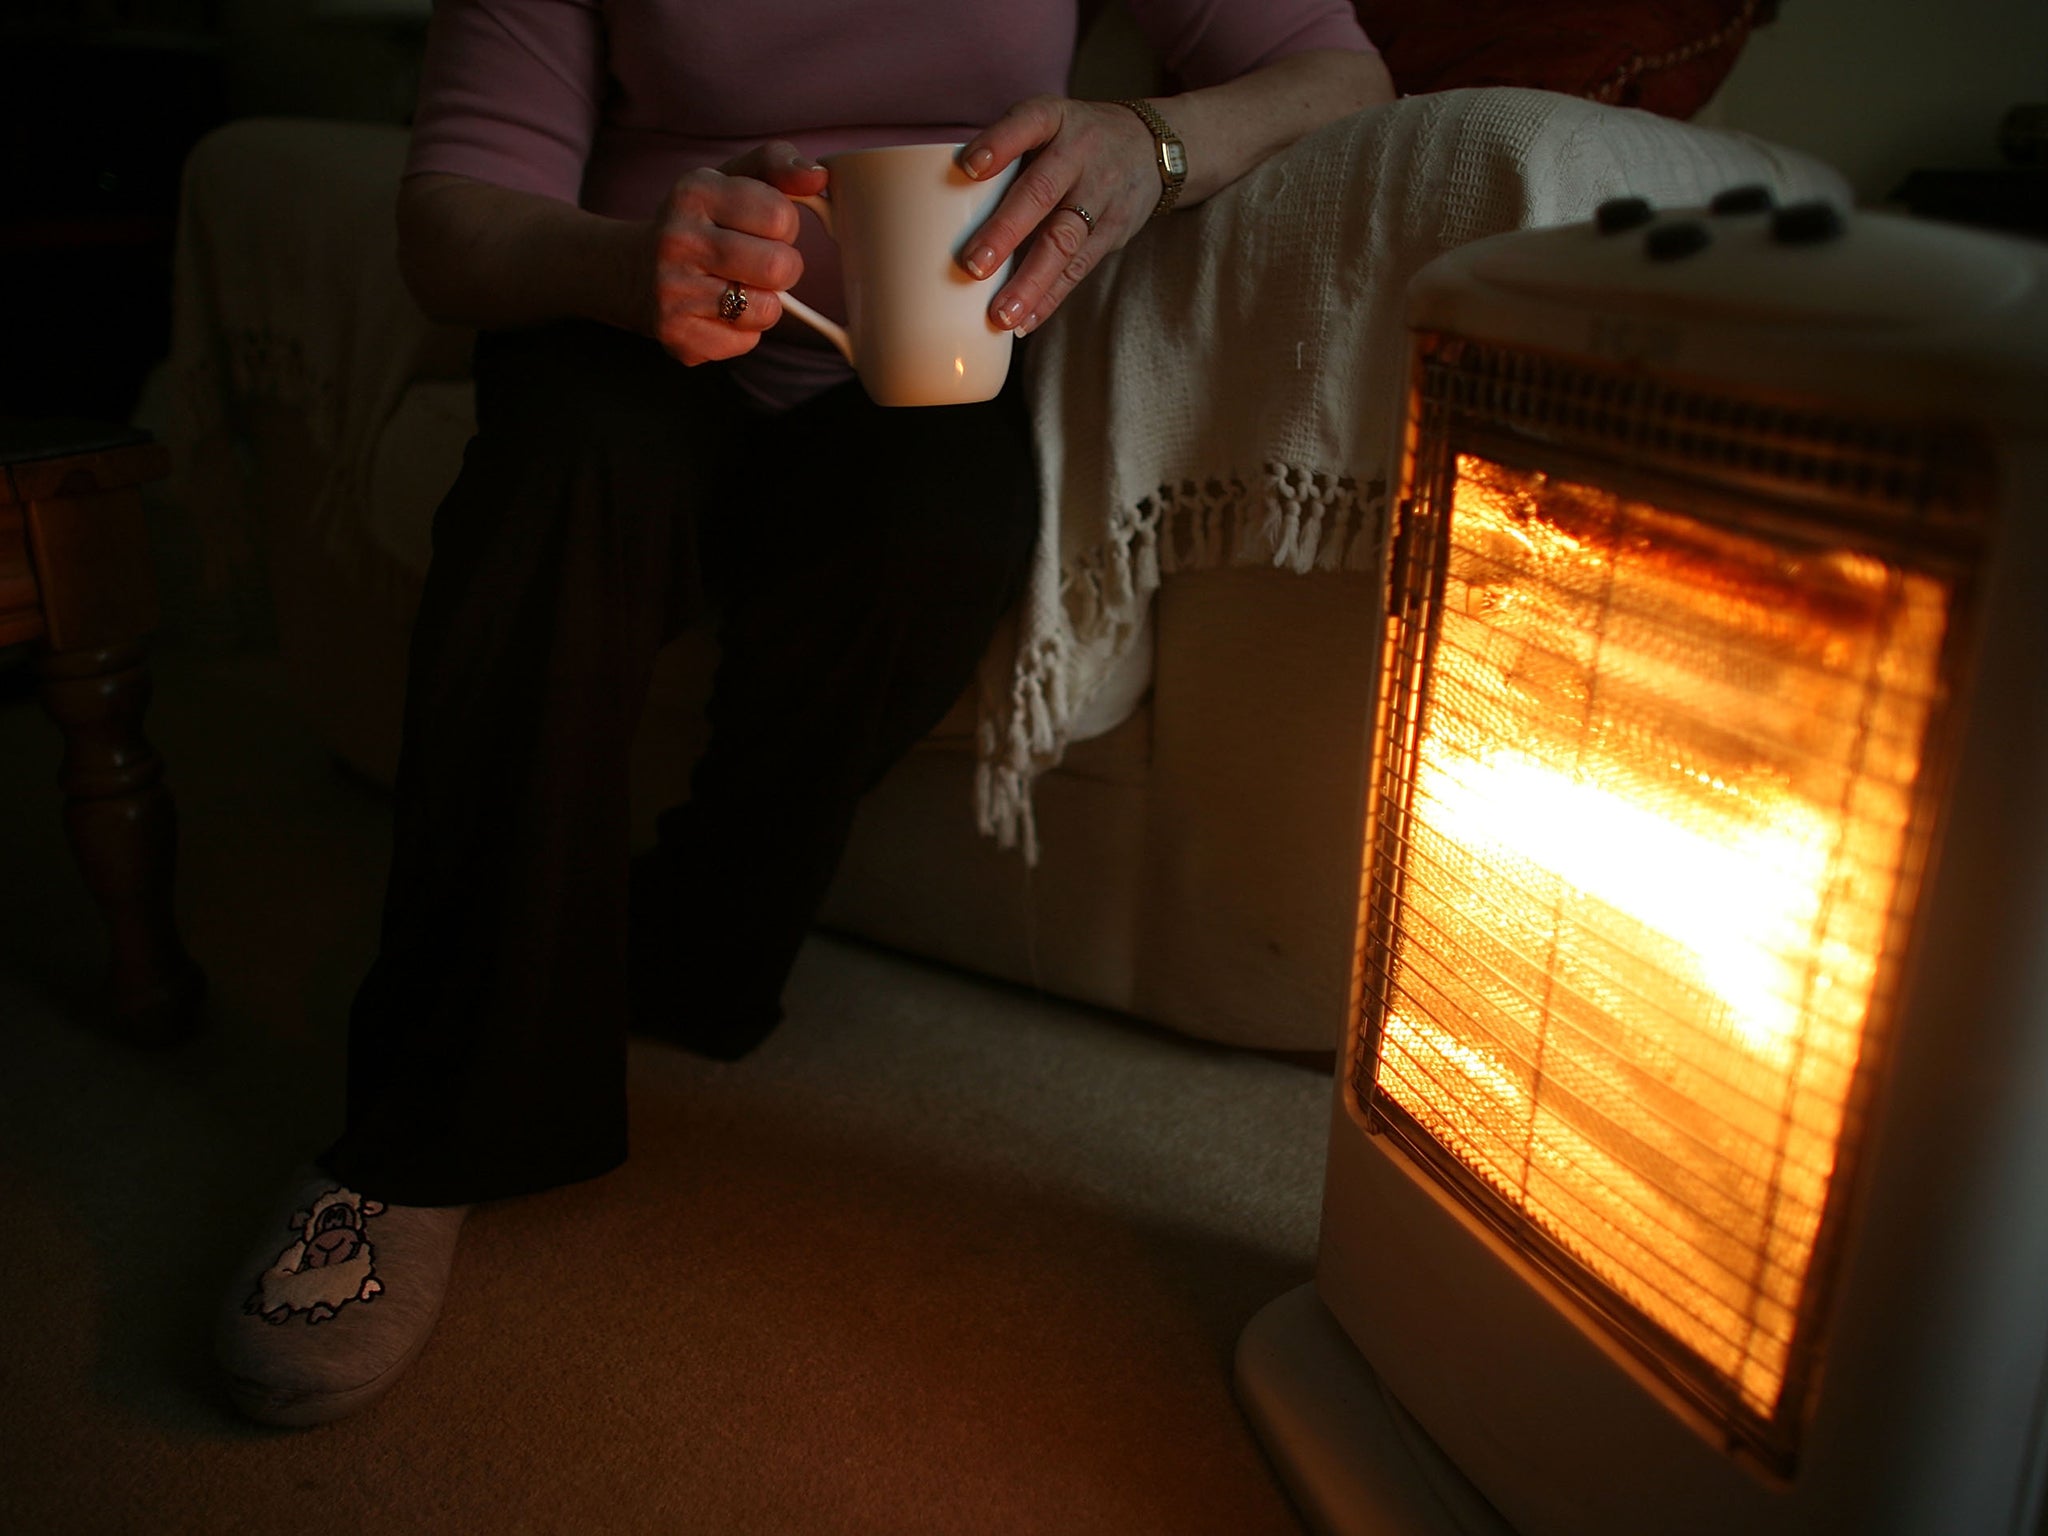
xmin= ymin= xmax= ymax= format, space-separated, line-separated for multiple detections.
xmin=777 ymin=142 xmax=1020 ymax=408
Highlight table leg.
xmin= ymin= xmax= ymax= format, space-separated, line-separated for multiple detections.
xmin=38 ymin=640 xmax=206 ymax=1044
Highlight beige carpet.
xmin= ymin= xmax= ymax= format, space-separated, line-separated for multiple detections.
xmin=0 ymin=644 xmax=1329 ymax=1534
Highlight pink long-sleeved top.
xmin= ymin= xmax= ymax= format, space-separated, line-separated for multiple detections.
xmin=408 ymin=0 xmax=1374 ymax=409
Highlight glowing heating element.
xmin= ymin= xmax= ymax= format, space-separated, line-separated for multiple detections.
xmin=1365 ymin=453 xmax=1950 ymax=1433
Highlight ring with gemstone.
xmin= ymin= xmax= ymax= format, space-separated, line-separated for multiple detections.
xmin=718 ymin=283 xmax=749 ymax=323
xmin=1058 ymin=203 xmax=1096 ymax=235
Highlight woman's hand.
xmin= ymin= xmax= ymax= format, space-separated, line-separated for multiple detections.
xmin=651 ymin=141 xmax=827 ymax=366
xmin=957 ymin=97 xmax=1160 ymax=338
xmin=955 ymin=54 xmax=1395 ymax=339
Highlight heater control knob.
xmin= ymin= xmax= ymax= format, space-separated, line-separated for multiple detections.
xmin=1596 ymin=196 xmax=1656 ymax=234
xmin=1646 ymin=221 xmax=1712 ymax=261
xmin=1772 ymin=200 xmax=1848 ymax=245
xmin=1710 ymin=184 xmax=1776 ymax=215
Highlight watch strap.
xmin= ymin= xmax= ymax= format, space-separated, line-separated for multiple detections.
xmin=1114 ymin=97 xmax=1187 ymax=218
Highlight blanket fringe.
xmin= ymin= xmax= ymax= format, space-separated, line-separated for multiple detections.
xmin=1264 ymin=461 xmax=1388 ymax=576
xmin=975 ymin=458 xmax=1388 ymax=862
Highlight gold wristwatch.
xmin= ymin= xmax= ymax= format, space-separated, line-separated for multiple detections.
xmin=1115 ymin=98 xmax=1187 ymax=218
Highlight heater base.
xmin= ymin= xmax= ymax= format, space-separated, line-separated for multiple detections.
xmin=1235 ymin=1284 xmax=1517 ymax=1536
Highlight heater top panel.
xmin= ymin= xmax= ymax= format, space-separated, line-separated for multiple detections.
xmin=1468 ymin=203 xmax=2032 ymax=330
xmin=1411 ymin=204 xmax=2048 ymax=428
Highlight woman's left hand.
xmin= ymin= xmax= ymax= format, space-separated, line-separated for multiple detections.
xmin=958 ymin=96 xmax=1161 ymax=337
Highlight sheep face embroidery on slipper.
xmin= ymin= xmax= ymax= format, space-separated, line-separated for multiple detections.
xmin=245 ymin=1187 xmax=387 ymax=1325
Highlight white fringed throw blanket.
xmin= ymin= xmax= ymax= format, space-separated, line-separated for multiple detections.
xmin=977 ymin=87 xmax=1847 ymax=861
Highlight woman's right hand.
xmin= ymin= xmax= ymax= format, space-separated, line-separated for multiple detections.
xmin=653 ymin=141 xmax=827 ymax=366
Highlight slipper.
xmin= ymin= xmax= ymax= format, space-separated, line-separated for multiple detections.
xmin=214 ymin=1166 xmax=470 ymax=1427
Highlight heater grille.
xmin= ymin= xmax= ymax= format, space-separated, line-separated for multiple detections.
xmin=1430 ymin=338 xmax=1987 ymax=534
xmin=1357 ymin=339 xmax=1975 ymax=1463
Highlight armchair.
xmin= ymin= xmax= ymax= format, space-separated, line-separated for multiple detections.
xmin=161 ymin=85 xmax=1844 ymax=1053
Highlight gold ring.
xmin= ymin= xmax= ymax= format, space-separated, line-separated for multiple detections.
xmin=1058 ymin=203 xmax=1095 ymax=235
xmin=718 ymin=283 xmax=749 ymax=323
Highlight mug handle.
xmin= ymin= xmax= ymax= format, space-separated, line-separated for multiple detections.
xmin=775 ymin=192 xmax=855 ymax=366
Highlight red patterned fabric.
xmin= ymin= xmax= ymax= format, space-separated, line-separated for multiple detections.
xmin=1354 ymin=0 xmax=1772 ymax=119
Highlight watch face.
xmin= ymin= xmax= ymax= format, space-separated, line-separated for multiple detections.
xmin=1163 ymin=141 xmax=1187 ymax=179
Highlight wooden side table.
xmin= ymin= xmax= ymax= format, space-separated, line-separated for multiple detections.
xmin=2 ymin=420 xmax=206 ymax=1044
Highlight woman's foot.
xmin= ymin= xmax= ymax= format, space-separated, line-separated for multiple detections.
xmin=214 ymin=1166 xmax=470 ymax=1427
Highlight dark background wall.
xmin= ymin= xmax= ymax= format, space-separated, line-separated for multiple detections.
xmin=1703 ymin=0 xmax=2048 ymax=205
xmin=2 ymin=0 xmax=428 ymax=422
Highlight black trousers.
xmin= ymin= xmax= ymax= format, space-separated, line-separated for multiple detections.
xmin=321 ymin=321 xmax=1039 ymax=1206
